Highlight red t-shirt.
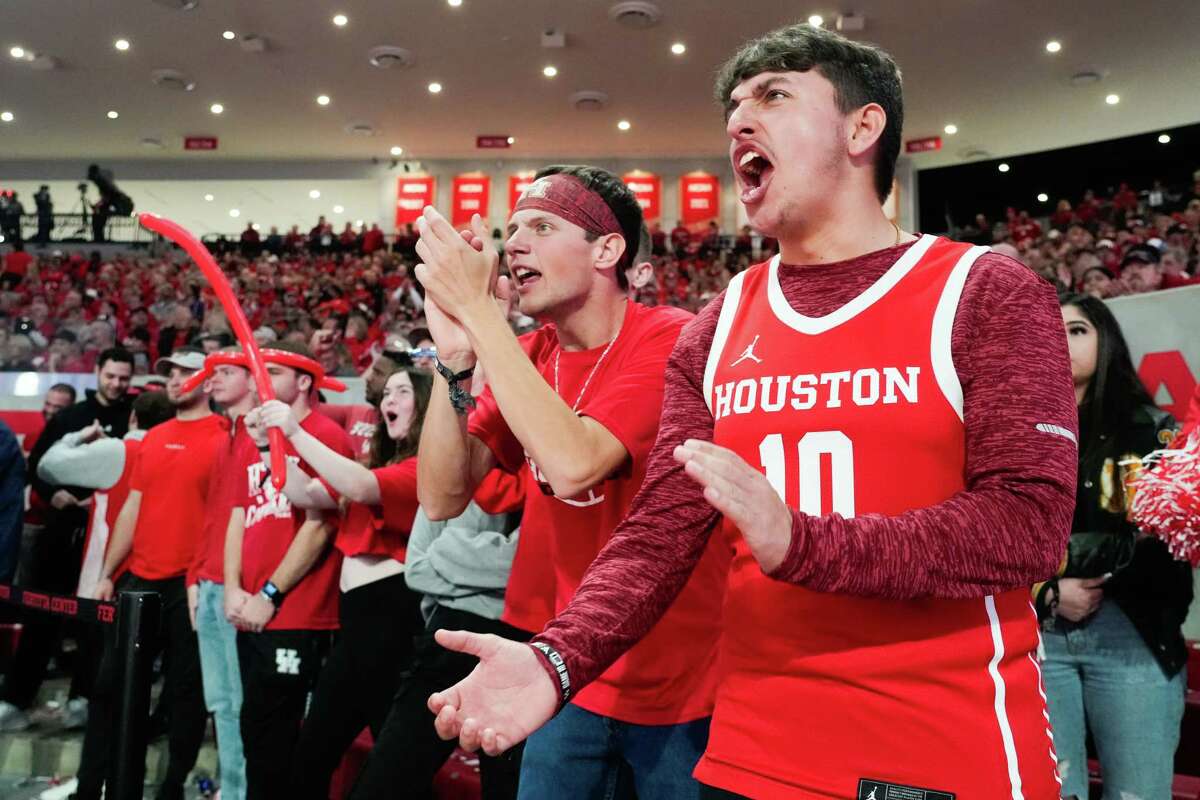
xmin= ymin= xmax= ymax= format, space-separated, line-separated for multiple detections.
xmin=468 ymin=300 xmax=730 ymax=725
xmin=336 ymin=457 xmax=419 ymax=562
xmin=80 ymin=438 xmax=141 ymax=592
xmin=128 ymin=414 xmax=229 ymax=580
xmin=318 ymin=403 xmax=378 ymax=463
xmin=187 ymin=418 xmax=259 ymax=586
xmin=237 ymin=410 xmax=351 ymax=631
xmin=3 ymin=250 xmax=33 ymax=277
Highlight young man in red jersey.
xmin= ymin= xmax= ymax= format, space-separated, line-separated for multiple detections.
xmin=426 ymin=24 xmax=1079 ymax=800
xmin=187 ymin=348 xmax=261 ymax=800
xmin=414 ymin=165 xmax=730 ymax=798
xmin=225 ymin=341 xmax=352 ymax=800
xmin=77 ymin=347 xmax=228 ymax=800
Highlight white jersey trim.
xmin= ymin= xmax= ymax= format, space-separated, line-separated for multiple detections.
xmin=984 ymin=594 xmax=1026 ymax=800
xmin=765 ymin=234 xmax=936 ymax=335
xmin=930 ymin=244 xmax=989 ymax=422
xmin=703 ymin=268 xmax=749 ymax=415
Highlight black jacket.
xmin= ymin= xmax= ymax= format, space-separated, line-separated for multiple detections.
xmin=27 ymin=390 xmax=132 ymax=532
xmin=1067 ymin=403 xmax=1191 ymax=676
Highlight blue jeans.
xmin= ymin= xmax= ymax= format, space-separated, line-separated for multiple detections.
xmin=1042 ymin=599 xmax=1185 ymax=799
xmin=517 ymin=703 xmax=709 ymax=800
xmin=195 ymin=580 xmax=246 ymax=800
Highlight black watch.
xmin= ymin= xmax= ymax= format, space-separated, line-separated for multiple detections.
xmin=260 ymin=580 xmax=285 ymax=609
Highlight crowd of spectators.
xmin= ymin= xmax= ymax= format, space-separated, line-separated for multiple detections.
xmin=1 ymin=170 xmax=1197 ymax=376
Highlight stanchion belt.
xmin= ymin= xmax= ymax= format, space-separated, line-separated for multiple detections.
xmin=0 ymin=583 xmax=117 ymax=625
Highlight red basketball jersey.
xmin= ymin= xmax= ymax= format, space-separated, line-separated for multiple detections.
xmin=696 ymin=235 xmax=1060 ymax=799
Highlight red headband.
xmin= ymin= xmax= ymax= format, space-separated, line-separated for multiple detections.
xmin=513 ymin=174 xmax=622 ymax=239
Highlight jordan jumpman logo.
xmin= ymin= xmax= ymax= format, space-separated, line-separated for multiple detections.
xmin=730 ymin=334 xmax=764 ymax=367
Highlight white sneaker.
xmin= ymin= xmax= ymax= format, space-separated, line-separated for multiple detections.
xmin=0 ymin=700 xmax=30 ymax=731
xmin=61 ymin=697 xmax=88 ymax=730
xmin=39 ymin=776 xmax=78 ymax=800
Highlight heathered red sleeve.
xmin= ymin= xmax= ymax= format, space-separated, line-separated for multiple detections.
xmin=769 ymin=254 xmax=1079 ymax=597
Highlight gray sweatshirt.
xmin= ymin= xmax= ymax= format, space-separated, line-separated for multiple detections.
xmin=37 ymin=429 xmax=147 ymax=490
xmin=404 ymin=502 xmax=518 ymax=623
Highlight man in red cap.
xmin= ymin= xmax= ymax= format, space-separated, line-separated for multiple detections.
xmin=415 ymin=165 xmax=730 ymax=797
xmin=225 ymin=340 xmax=352 ymax=800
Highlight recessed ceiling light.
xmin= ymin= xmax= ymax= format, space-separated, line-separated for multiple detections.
xmin=998 ymin=163 xmax=1010 ymax=173
xmin=332 ymin=13 xmax=348 ymax=27
xmin=333 ymin=205 xmax=344 ymax=214
xmin=0 ymin=111 xmax=13 ymax=123
xmin=617 ymin=119 xmax=631 ymax=131
xmin=1045 ymin=40 xmax=1061 ymax=53
xmin=944 ymin=124 xmax=958 ymax=135
xmin=389 ymin=145 xmax=403 ymax=156
xmin=808 ymin=14 xmax=824 ymax=27
xmin=507 ymin=136 xmax=515 ymax=144
xmin=106 ymin=110 xmax=119 ymax=120
xmin=222 ymin=30 xmax=236 ymax=41
xmin=309 ymin=189 xmax=321 ymax=199
xmin=210 ymin=102 xmax=224 ymax=114
xmin=448 ymin=0 xmax=462 ymax=6
xmin=229 ymin=209 xmax=240 ymax=218
xmin=543 ymin=65 xmax=558 ymax=78
xmin=1105 ymin=93 xmax=1120 ymax=105
xmin=251 ymin=223 xmax=261 ymax=231
xmin=428 ymin=82 xmax=442 ymax=94
xmin=354 ymin=219 xmax=364 ymax=227
xmin=1037 ymin=193 xmax=1049 ymax=202
xmin=1158 ymin=133 xmax=1171 ymax=144
xmin=670 ymin=42 xmax=686 ymax=55
xmin=114 ymin=39 xmax=130 ymax=51
xmin=9 ymin=46 xmax=24 ymax=59
xmin=204 ymin=193 xmax=214 ymax=202
xmin=316 ymin=94 xmax=331 ymax=106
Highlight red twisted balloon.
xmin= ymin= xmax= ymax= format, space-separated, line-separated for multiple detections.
xmin=138 ymin=212 xmax=287 ymax=488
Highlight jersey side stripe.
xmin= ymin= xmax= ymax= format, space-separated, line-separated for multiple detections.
xmin=930 ymin=244 xmax=989 ymax=421
xmin=703 ymin=268 xmax=749 ymax=415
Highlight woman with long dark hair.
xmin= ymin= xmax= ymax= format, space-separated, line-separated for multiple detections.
xmin=1038 ymin=293 xmax=1191 ymax=799
xmin=247 ymin=363 xmax=433 ymax=800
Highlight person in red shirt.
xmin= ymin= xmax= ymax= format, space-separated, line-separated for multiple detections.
xmin=223 ymin=341 xmax=353 ymax=800
xmin=362 ymin=223 xmax=385 ymax=255
xmin=251 ymin=364 xmax=432 ymax=799
xmin=670 ymin=219 xmax=691 ymax=256
xmin=425 ymin=25 xmax=1078 ymax=800
xmin=187 ymin=348 xmax=261 ymax=800
xmin=76 ymin=347 xmax=228 ymax=800
xmin=414 ymin=166 xmax=729 ymax=797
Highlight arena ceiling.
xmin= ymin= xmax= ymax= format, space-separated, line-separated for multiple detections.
xmin=1 ymin=0 xmax=1198 ymax=169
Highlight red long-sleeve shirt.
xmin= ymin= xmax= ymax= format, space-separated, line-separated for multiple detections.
xmin=536 ymin=240 xmax=1078 ymax=699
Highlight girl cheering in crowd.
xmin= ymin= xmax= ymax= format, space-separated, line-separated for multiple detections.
xmin=246 ymin=363 xmax=432 ymax=799
xmin=1039 ymin=293 xmax=1192 ymax=800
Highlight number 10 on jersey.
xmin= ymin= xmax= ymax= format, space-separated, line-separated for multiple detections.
xmin=758 ymin=431 xmax=856 ymax=518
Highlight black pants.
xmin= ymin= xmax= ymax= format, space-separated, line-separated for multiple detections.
xmin=2 ymin=522 xmax=83 ymax=709
xmin=76 ymin=574 xmax=207 ymax=800
xmin=238 ymin=626 xmax=332 ymax=800
xmin=290 ymin=575 xmax=424 ymax=800
xmin=346 ymin=605 xmax=531 ymax=800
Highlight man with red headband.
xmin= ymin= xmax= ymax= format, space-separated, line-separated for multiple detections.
xmin=75 ymin=347 xmax=228 ymax=800
xmin=423 ymin=24 xmax=1077 ymax=800
xmin=415 ymin=165 xmax=730 ymax=798
xmin=226 ymin=340 xmax=352 ymax=800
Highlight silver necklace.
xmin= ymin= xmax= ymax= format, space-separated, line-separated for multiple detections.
xmin=554 ymin=331 xmax=619 ymax=412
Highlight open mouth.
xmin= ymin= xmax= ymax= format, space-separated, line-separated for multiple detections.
xmin=735 ymin=146 xmax=775 ymax=205
xmin=384 ymin=410 xmax=399 ymax=424
xmin=511 ymin=265 xmax=542 ymax=290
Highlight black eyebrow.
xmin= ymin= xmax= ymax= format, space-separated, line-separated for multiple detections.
xmin=725 ymin=76 xmax=788 ymax=117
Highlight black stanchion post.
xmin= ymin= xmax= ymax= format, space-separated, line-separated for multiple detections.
xmin=109 ymin=590 xmax=161 ymax=800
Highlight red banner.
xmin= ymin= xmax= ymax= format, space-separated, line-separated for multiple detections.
xmin=622 ymin=171 xmax=661 ymax=223
xmin=451 ymin=173 xmax=491 ymax=226
xmin=680 ymin=172 xmax=719 ymax=228
xmin=395 ymin=176 xmax=436 ymax=228
xmin=509 ymin=172 xmax=537 ymax=214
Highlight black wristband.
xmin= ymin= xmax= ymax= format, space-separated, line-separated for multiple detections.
xmin=257 ymin=443 xmax=271 ymax=452
xmin=260 ymin=580 xmax=285 ymax=609
xmin=530 ymin=641 xmax=571 ymax=704
xmin=435 ymin=359 xmax=477 ymax=416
